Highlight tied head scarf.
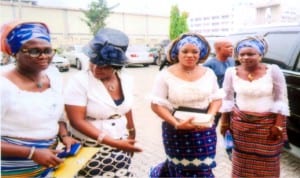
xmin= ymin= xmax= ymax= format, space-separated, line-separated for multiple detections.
xmin=84 ymin=28 xmax=129 ymax=66
xmin=168 ymin=33 xmax=210 ymax=64
xmin=235 ymin=36 xmax=268 ymax=57
xmin=0 ymin=21 xmax=50 ymax=55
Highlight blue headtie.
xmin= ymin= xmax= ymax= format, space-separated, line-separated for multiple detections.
xmin=6 ymin=23 xmax=50 ymax=54
xmin=236 ymin=39 xmax=265 ymax=55
xmin=171 ymin=35 xmax=209 ymax=60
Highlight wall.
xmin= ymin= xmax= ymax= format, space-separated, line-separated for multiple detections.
xmin=0 ymin=2 xmax=170 ymax=48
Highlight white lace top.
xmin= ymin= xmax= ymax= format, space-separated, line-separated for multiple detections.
xmin=220 ymin=64 xmax=289 ymax=115
xmin=1 ymin=66 xmax=64 ymax=139
xmin=151 ymin=67 xmax=223 ymax=110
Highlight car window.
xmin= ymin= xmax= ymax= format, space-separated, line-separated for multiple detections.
xmin=264 ymin=32 xmax=300 ymax=69
xmin=127 ymin=45 xmax=149 ymax=52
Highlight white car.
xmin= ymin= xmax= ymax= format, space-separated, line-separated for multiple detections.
xmin=61 ymin=45 xmax=89 ymax=70
xmin=51 ymin=54 xmax=70 ymax=72
xmin=126 ymin=45 xmax=154 ymax=67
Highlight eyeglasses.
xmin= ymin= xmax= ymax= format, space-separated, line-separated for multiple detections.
xmin=20 ymin=48 xmax=56 ymax=58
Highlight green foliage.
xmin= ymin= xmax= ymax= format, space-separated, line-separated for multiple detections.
xmin=82 ymin=0 xmax=112 ymax=35
xmin=169 ymin=5 xmax=189 ymax=40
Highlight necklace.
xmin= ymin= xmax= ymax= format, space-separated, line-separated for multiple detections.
xmin=181 ymin=67 xmax=196 ymax=75
xmin=107 ymin=84 xmax=116 ymax=92
xmin=16 ymin=69 xmax=43 ymax=88
xmin=247 ymin=73 xmax=254 ymax=81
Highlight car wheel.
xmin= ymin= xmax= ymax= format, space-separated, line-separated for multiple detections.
xmin=76 ymin=59 xmax=82 ymax=70
xmin=155 ymin=57 xmax=162 ymax=66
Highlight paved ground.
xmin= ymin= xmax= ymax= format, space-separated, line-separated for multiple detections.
xmin=64 ymin=66 xmax=300 ymax=178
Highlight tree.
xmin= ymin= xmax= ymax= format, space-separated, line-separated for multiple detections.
xmin=169 ymin=5 xmax=189 ymax=40
xmin=82 ymin=0 xmax=117 ymax=35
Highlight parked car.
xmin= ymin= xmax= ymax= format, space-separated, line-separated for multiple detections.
xmin=61 ymin=45 xmax=89 ymax=70
xmin=0 ymin=52 xmax=14 ymax=66
xmin=227 ymin=25 xmax=300 ymax=158
xmin=126 ymin=45 xmax=154 ymax=67
xmin=51 ymin=54 xmax=70 ymax=72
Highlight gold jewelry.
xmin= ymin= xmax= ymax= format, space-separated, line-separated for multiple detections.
xmin=274 ymin=125 xmax=283 ymax=132
xmin=107 ymin=85 xmax=115 ymax=92
xmin=127 ymin=128 xmax=135 ymax=132
xmin=247 ymin=73 xmax=254 ymax=81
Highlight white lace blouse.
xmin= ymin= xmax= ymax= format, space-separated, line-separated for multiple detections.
xmin=220 ymin=64 xmax=290 ymax=116
xmin=1 ymin=66 xmax=64 ymax=139
xmin=151 ymin=67 xmax=223 ymax=110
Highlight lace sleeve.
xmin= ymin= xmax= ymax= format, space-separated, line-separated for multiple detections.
xmin=150 ymin=71 xmax=173 ymax=110
xmin=220 ymin=67 xmax=235 ymax=112
xmin=270 ymin=64 xmax=290 ymax=116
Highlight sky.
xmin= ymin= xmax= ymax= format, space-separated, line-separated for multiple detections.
xmin=36 ymin=0 xmax=300 ymax=17
xmin=36 ymin=0 xmax=234 ymax=16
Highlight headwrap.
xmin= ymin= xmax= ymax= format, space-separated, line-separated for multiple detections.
xmin=168 ymin=33 xmax=210 ymax=64
xmin=84 ymin=28 xmax=129 ymax=66
xmin=235 ymin=37 xmax=267 ymax=56
xmin=0 ymin=21 xmax=50 ymax=55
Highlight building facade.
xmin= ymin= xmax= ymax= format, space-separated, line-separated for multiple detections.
xmin=188 ymin=0 xmax=299 ymax=36
xmin=0 ymin=1 xmax=170 ymax=48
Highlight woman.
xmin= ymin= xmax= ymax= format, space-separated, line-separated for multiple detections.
xmin=149 ymin=33 xmax=222 ymax=177
xmin=220 ymin=36 xmax=289 ymax=178
xmin=0 ymin=21 xmax=77 ymax=177
xmin=64 ymin=27 xmax=142 ymax=177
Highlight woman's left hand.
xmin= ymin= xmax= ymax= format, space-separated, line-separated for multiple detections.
xmin=60 ymin=136 xmax=80 ymax=152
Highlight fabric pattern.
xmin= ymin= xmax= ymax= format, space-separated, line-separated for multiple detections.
xmin=162 ymin=122 xmax=216 ymax=170
xmin=230 ymin=107 xmax=287 ymax=177
xmin=64 ymin=70 xmax=134 ymax=176
xmin=0 ymin=21 xmax=50 ymax=55
xmin=151 ymin=68 xmax=222 ymax=110
xmin=220 ymin=64 xmax=290 ymax=116
xmin=1 ymin=137 xmax=57 ymax=178
xmin=1 ymin=66 xmax=64 ymax=139
xmin=150 ymin=67 xmax=221 ymax=177
xmin=77 ymin=144 xmax=133 ymax=177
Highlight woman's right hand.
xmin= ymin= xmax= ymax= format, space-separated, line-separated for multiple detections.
xmin=32 ymin=148 xmax=63 ymax=168
xmin=175 ymin=117 xmax=198 ymax=130
xmin=220 ymin=113 xmax=231 ymax=137
xmin=113 ymin=139 xmax=143 ymax=153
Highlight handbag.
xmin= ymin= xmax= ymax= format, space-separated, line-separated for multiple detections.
xmin=172 ymin=106 xmax=214 ymax=127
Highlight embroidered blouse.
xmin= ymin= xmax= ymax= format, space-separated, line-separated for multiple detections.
xmin=220 ymin=64 xmax=289 ymax=115
xmin=151 ymin=67 xmax=223 ymax=110
xmin=1 ymin=66 xmax=64 ymax=139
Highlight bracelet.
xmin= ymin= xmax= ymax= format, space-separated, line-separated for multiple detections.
xmin=97 ymin=132 xmax=106 ymax=144
xmin=127 ymin=128 xmax=135 ymax=132
xmin=27 ymin=146 xmax=36 ymax=159
xmin=274 ymin=125 xmax=283 ymax=132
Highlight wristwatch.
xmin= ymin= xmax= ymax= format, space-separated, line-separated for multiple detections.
xmin=274 ymin=125 xmax=283 ymax=132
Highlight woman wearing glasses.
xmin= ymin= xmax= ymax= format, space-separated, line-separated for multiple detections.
xmin=0 ymin=21 xmax=77 ymax=177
